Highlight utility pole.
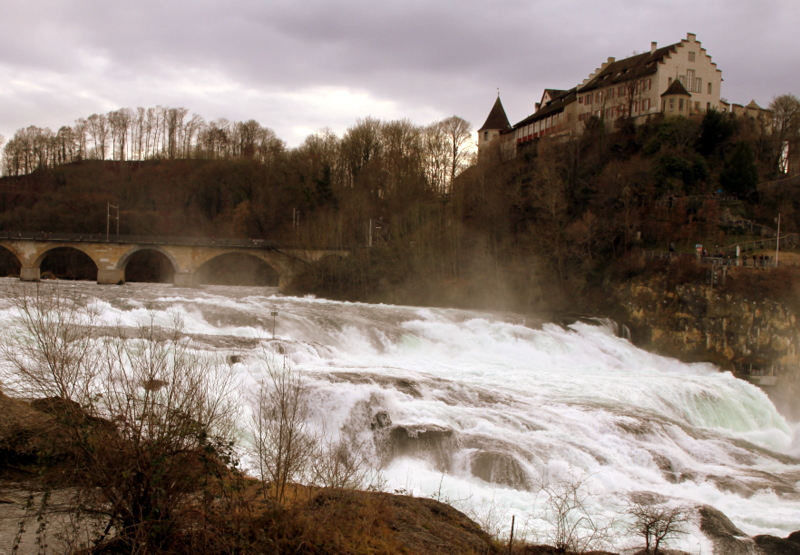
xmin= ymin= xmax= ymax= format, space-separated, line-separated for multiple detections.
xmin=107 ymin=203 xmax=119 ymax=242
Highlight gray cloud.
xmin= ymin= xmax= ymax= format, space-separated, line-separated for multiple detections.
xmin=0 ymin=0 xmax=798 ymax=146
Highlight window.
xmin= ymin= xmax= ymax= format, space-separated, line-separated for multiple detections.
xmin=608 ymin=88 xmax=615 ymax=100
xmin=619 ymin=85 xmax=625 ymax=96
xmin=597 ymin=91 xmax=603 ymax=102
xmin=578 ymin=96 xmax=583 ymax=104
xmin=688 ymin=51 xmax=696 ymax=62
xmin=678 ymin=98 xmax=684 ymax=111
xmin=643 ymin=98 xmax=651 ymax=111
xmin=708 ymin=82 xmax=712 ymax=95
xmin=483 ymin=131 xmax=488 ymax=141
xmin=633 ymin=101 xmax=639 ymax=114
xmin=645 ymin=78 xmax=652 ymax=91
xmin=695 ymin=78 xmax=702 ymax=93
xmin=687 ymin=69 xmax=695 ymax=91
xmin=670 ymin=98 xmax=675 ymax=111
xmin=695 ymin=101 xmax=701 ymax=113
xmin=707 ymin=102 xmax=711 ymax=111
xmin=586 ymin=93 xmax=592 ymax=105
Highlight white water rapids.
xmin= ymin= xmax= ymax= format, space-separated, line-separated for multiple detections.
xmin=1 ymin=280 xmax=798 ymax=550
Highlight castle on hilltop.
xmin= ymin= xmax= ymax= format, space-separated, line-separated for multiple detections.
xmin=479 ymin=33 xmax=771 ymax=156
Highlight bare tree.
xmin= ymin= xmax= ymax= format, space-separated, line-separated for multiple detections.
xmin=440 ymin=115 xmax=472 ymax=190
xmin=422 ymin=121 xmax=450 ymax=193
xmin=107 ymin=108 xmax=132 ymax=161
xmin=73 ymin=117 xmax=88 ymax=160
xmin=770 ymin=93 xmax=800 ymax=143
xmin=536 ymin=471 xmax=617 ymax=554
xmin=311 ymin=431 xmax=379 ymax=491
xmin=0 ymin=283 xmax=241 ymax=552
xmin=0 ymin=283 xmax=102 ymax=400
xmin=251 ymin=355 xmax=315 ymax=506
xmin=626 ymin=493 xmax=691 ymax=554
xmin=770 ymin=93 xmax=800 ymax=173
xmin=86 ymin=113 xmax=109 ymax=160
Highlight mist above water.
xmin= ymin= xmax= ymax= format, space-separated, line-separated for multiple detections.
xmin=0 ymin=279 xmax=798 ymax=547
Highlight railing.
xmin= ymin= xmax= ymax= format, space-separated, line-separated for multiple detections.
xmin=643 ymin=251 xmax=693 ymax=261
xmin=0 ymin=231 xmax=283 ymax=249
xmin=643 ymin=250 xmax=788 ymax=268
xmin=725 ymin=219 xmax=779 ymax=238
xmin=717 ymin=233 xmax=798 ymax=255
xmin=757 ymin=173 xmax=800 ymax=191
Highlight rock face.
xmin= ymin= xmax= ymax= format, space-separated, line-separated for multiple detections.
xmin=698 ymin=505 xmax=754 ymax=555
xmin=610 ymin=272 xmax=800 ymax=418
xmin=612 ymin=276 xmax=799 ymax=369
xmin=753 ymin=534 xmax=800 ymax=555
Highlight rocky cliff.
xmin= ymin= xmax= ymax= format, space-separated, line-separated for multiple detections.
xmin=609 ymin=264 xmax=800 ymax=416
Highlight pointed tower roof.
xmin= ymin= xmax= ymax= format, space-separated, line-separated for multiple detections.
xmin=478 ymin=96 xmax=512 ymax=132
xmin=661 ymin=79 xmax=691 ymax=97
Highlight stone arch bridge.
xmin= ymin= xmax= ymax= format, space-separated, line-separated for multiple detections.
xmin=0 ymin=233 xmax=348 ymax=291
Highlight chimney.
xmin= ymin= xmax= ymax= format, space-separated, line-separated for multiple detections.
xmin=535 ymin=102 xmax=541 ymax=112
xmin=687 ymin=32 xmax=696 ymax=41
xmin=608 ymin=56 xmax=615 ymax=64
xmin=651 ymin=41 xmax=657 ymax=53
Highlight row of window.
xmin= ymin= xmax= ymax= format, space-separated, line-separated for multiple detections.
xmin=515 ymin=111 xmax=565 ymax=139
xmin=577 ymin=98 xmax=653 ymax=122
xmin=579 ymin=79 xmax=653 ymax=106
xmin=667 ymin=70 xmax=714 ymax=95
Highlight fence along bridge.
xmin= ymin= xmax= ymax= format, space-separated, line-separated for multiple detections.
xmin=0 ymin=233 xmax=348 ymax=290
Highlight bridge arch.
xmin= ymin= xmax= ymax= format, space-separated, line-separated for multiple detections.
xmin=0 ymin=245 xmax=22 ymax=276
xmin=36 ymin=246 xmax=98 ymax=281
xmin=117 ymin=245 xmax=181 ymax=271
xmin=195 ymin=252 xmax=280 ymax=286
xmin=33 ymin=244 xmax=100 ymax=269
xmin=119 ymin=247 xmax=178 ymax=283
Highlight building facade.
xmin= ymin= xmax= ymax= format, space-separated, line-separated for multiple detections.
xmin=479 ymin=33 xmax=745 ymax=155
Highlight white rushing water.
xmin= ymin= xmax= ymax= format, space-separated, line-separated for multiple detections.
xmin=1 ymin=279 xmax=798 ymax=549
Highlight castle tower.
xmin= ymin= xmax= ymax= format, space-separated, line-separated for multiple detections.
xmin=660 ymin=79 xmax=692 ymax=117
xmin=477 ymin=95 xmax=512 ymax=155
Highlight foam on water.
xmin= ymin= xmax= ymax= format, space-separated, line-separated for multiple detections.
xmin=0 ymin=279 xmax=798 ymax=546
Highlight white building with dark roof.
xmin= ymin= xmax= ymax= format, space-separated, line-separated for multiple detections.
xmin=478 ymin=33 xmax=743 ymax=155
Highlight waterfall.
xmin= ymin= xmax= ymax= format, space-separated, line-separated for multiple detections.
xmin=0 ymin=279 xmax=797 ymax=546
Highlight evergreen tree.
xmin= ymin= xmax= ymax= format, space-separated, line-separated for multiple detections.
xmin=720 ymin=141 xmax=759 ymax=197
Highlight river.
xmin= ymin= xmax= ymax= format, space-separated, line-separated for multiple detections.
xmin=0 ymin=279 xmax=798 ymax=550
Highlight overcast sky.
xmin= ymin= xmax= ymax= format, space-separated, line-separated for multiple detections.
xmin=1 ymin=0 xmax=798 ymax=148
